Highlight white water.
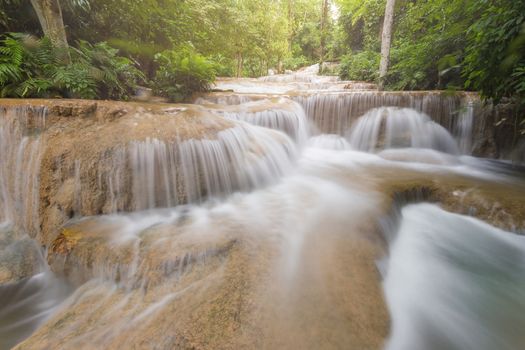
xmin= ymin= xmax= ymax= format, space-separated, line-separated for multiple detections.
xmin=72 ymin=119 xmax=298 ymax=215
xmin=348 ymin=107 xmax=460 ymax=154
xmin=128 ymin=124 xmax=296 ymax=210
xmin=0 ymin=269 xmax=70 ymax=349
xmin=202 ymin=98 xmax=311 ymax=145
xmin=0 ymin=68 xmax=523 ymax=349
xmin=385 ymin=204 xmax=525 ymax=350
xmin=0 ymin=106 xmax=46 ymax=234
xmin=308 ymin=134 xmax=352 ymax=150
xmin=457 ymin=101 xmax=474 ymax=154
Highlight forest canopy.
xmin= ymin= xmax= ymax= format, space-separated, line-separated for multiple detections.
xmin=0 ymin=0 xmax=524 ymax=106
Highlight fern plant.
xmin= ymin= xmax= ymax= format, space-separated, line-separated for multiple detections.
xmin=72 ymin=41 xmax=145 ymax=99
xmin=0 ymin=33 xmax=144 ymax=99
xmin=0 ymin=33 xmax=25 ymax=93
xmin=153 ymin=45 xmax=217 ymax=102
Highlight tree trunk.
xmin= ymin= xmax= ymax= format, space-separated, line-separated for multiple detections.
xmin=236 ymin=52 xmax=243 ymax=78
xmin=379 ymin=0 xmax=396 ymax=90
xmin=31 ymin=0 xmax=70 ymax=61
xmin=319 ymin=0 xmax=329 ymax=69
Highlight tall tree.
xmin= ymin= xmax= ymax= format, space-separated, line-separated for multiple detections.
xmin=30 ymin=0 xmax=69 ymax=55
xmin=379 ymin=0 xmax=395 ymax=89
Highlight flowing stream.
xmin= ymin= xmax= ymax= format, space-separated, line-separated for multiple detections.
xmin=0 ymin=69 xmax=524 ymax=349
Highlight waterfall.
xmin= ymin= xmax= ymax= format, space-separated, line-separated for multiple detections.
xmin=0 ymin=106 xmax=46 ymax=233
xmin=385 ymin=204 xmax=525 ymax=350
xmin=198 ymin=91 xmax=469 ymax=138
xmin=347 ymin=107 xmax=460 ymax=154
xmin=0 ymin=107 xmax=70 ymax=350
xmin=78 ymin=123 xmax=298 ymax=214
xmin=293 ymin=91 xmax=461 ymax=135
xmin=456 ymin=100 xmax=474 ymax=154
xmin=202 ymin=98 xmax=310 ymax=145
xmin=1 ymin=71 xmax=523 ymax=349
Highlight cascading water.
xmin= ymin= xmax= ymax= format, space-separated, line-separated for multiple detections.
xmin=292 ymin=91 xmax=463 ymax=135
xmin=0 ymin=106 xmax=46 ymax=233
xmin=198 ymin=90 xmax=478 ymax=150
xmin=201 ymin=98 xmax=310 ymax=145
xmin=384 ymin=204 xmax=525 ymax=350
xmin=0 ymin=106 xmax=71 ymax=349
xmin=348 ymin=107 xmax=460 ymax=154
xmin=1 ymin=68 xmax=524 ymax=349
xmin=456 ymin=100 xmax=474 ymax=154
xmin=85 ymin=122 xmax=297 ymax=214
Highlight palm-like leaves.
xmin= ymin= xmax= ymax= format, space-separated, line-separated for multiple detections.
xmin=0 ymin=32 xmax=144 ymax=99
xmin=153 ymin=45 xmax=217 ymax=102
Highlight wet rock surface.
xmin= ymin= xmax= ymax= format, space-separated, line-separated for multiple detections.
xmin=0 ymin=94 xmax=524 ymax=350
xmin=0 ymin=228 xmax=42 ymax=284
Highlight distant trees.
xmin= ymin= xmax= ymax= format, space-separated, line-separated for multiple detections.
xmin=337 ymin=0 xmax=525 ymax=105
xmin=463 ymin=0 xmax=525 ymax=106
xmin=0 ymin=0 xmax=339 ymax=79
xmin=3 ymin=0 xmax=521 ymax=107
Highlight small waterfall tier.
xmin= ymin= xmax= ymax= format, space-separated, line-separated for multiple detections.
xmin=201 ymin=98 xmax=310 ymax=144
xmin=293 ymin=91 xmax=465 ymax=135
xmin=198 ymin=91 xmax=481 ymax=155
xmin=0 ymin=106 xmax=47 ymax=234
xmin=0 ymin=101 xmax=298 ymax=242
xmin=348 ymin=107 xmax=460 ymax=154
xmin=49 ymin=106 xmax=297 ymax=217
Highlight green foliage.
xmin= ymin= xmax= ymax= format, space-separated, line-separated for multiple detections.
xmin=0 ymin=33 xmax=143 ymax=99
xmin=72 ymin=41 xmax=145 ymax=99
xmin=462 ymin=0 xmax=525 ymax=105
xmin=339 ymin=51 xmax=380 ymax=81
xmin=385 ymin=0 xmax=473 ymax=90
xmin=152 ymin=46 xmax=217 ymax=102
xmin=1 ymin=0 xmax=336 ymax=81
xmin=283 ymin=56 xmax=311 ymax=71
xmin=335 ymin=0 xmax=384 ymax=52
xmin=336 ymin=0 xmax=525 ymax=105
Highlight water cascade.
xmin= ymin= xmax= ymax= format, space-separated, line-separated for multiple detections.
xmin=0 ymin=67 xmax=524 ymax=349
xmin=347 ymin=107 xmax=460 ymax=154
xmin=0 ymin=106 xmax=46 ymax=234
xmin=38 ymin=105 xmax=298 ymax=230
xmin=0 ymin=107 xmax=71 ymax=349
xmin=96 ymin=123 xmax=297 ymax=213
xmin=201 ymin=98 xmax=310 ymax=144
xmin=385 ymin=204 xmax=525 ymax=350
xmin=456 ymin=100 xmax=475 ymax=154
xmin=199 ymin=90 xmax=482 ymax=154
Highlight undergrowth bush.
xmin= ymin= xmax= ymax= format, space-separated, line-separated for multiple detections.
xmin=339 ymin=50 xmax=380 ymax=82
xmin=152 ymin=46 xmax=218 ymax=102
xmin=283 ymin=55 xmax=310 ymax=71
xmin=0 ymin=33 xmax=144 ymax=99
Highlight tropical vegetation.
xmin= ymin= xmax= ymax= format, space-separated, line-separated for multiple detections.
xmin=0 ymin=0 xmax=524 ymax=108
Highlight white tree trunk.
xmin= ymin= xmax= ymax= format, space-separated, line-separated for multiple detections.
xmin=31 ymin=0 xmax=70 ymax=61
xmin=379 ymin=0 xmax=396 ymax=89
